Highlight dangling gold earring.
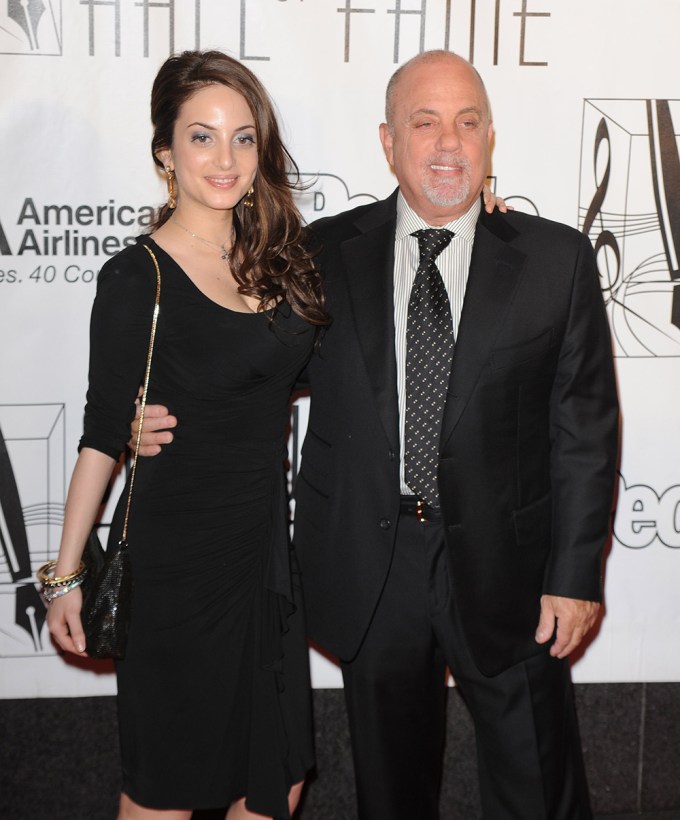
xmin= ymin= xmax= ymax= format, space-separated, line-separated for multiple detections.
xmin=165 ymin=166 xmax=177 ymax=209
xmin=243 ymin=186 xmax=254 ymax=208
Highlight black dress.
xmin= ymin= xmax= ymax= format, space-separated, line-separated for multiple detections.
xmin=79 ymin=237 xmax=315 ymax=815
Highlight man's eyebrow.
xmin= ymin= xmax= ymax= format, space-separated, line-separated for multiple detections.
xmin=407 ymin=108 xmax=439 ymax=121
xmin=406 ymin=105 xmax=483 ymax=121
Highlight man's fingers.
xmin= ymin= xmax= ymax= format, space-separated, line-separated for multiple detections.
xmin=129 ymin=412 xmax=177 ymax=453
xmin=550 ymin=621 xmax=576 ymax=658
xmin=137 ymin=413 xmax=177 ymax=433
xmin=129 ymin=429 xmax=175 ymax=456
xmin=130 ymin=400 xmax=176 ymax=455
xmin=551 ymin=619 xmax=588 ymax=658
xmin=136 ymin=432 xmax=174 ymax=457
xmin=551 ymin=632 xmax=581 ymax=659
xmin=539 ymin=595 xmax=600 ymax=658
xmin=137 ymin=444 xmax=162 ymax=457
xmin=535 ymin=597 xmax=556 ymax=644
xmin=140 ymin=404 xmax=173 ymax=420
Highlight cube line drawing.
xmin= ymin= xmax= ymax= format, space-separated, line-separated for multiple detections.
xmin=0 ymin=404 xmax=65 ymax=657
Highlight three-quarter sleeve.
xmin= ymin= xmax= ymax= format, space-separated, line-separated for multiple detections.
xmin=79 ymin=243 xmax=158 ymax=459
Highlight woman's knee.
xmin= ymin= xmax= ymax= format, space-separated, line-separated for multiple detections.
xmin=117 ymin=792 xmax=191 ymax=820
xmin=288 ymin=780 xmax=305 ymax=814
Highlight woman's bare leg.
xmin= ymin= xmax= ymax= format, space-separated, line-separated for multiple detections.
xmin=117 ymin=793 xmax=191 ymax=820
xmin=225 ymin=781 xmax=304 ymax=819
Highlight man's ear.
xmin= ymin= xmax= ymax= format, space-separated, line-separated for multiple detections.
xmin=379 ymin=122 xmax=394 ymax=167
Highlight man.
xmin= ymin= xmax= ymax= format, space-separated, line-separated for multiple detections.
xmin=137 ymin=51 xmax=618 ymax=819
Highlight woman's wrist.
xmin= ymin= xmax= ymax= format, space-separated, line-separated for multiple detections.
xmin=37 ymin=560 xmax=88 ymax=603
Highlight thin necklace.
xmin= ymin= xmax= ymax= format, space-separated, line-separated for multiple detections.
xmin=172 ymin=218 xmax=234 ymax=260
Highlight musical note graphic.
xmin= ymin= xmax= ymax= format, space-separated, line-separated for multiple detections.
xmin=647 ymin=99 xmax=680 ymax=331
xmin=579 ymin=99 xmax=680 ymax=357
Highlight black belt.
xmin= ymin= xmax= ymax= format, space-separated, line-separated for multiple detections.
xmin=399 ymin=495 xmax=442 ymax=523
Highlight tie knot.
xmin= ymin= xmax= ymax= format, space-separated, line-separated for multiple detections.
xmin=412 ymin=228 xmax=454 ymax=266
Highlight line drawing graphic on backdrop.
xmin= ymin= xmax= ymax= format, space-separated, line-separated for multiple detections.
xmin=579 ymin=98 xmax=680 ymax=358
xmin=0 ymin=403 xmax=129 ymax=658
xmin=0 ymin=403 xmax=127 ymax=658
xmin=0 ymin=0 xmax=62 ymax=55
xmin=0 ymin=421 xmax=46 ymax=653
xmin=0 ymin=405 xmax=65 ymax=657
xmin=293 ymin=173 xmax=378 ymax=224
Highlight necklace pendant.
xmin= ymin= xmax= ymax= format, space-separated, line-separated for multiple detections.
xmin=172 ymin=217 xmax=234 ymax=260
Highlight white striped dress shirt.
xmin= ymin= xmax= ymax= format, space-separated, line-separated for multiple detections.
xmin=394 ymin=192 xmax=481 ymax=494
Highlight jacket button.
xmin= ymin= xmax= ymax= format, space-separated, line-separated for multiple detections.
xmin=379 ymin=518 xmax=391 ymax=530
xmin=388 ymin=449 xmax=396 ymax=461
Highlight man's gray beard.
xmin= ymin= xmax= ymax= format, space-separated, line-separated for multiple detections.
xmin=421 ymin=157 xmax=471 ymax=208
xmin=423 ymin=180 xmax=470 ymax=208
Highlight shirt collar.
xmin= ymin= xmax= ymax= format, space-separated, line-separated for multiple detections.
xmin=395 ymin=191 xmax=481 ymax=245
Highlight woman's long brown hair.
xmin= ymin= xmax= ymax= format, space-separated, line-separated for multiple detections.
xmin=150 ymin=50 xmax=328 ymax=326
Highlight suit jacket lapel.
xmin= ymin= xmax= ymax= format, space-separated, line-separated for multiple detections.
xmin=342 ymin=192 xmax=400 ymax=450
xmin=440 ymin=213 xmax=527 ymax=448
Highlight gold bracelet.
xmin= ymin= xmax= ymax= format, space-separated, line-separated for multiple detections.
xmin=36 ymin=560 xmax=86 ymax=586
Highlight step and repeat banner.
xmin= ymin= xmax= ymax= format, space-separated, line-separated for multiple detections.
xmin=0 ymin=0 xmax=678 ymax=697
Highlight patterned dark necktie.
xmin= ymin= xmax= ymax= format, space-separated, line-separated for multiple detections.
xmin=405 ymin=228 xmax=455 ymax=507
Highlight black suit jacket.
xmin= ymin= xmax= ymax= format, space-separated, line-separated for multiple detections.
xmin=293 ymin=190 xmax=619 ymax=676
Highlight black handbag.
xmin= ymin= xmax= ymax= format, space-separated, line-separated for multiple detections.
xmin=80 ymin=243 xmax=161 ymax=660
xmin=80 ymin=529 xmax=132 ymax=659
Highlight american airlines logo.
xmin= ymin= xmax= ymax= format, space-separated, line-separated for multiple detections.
xmin=0 ymin=197 xmax=154 ymax=257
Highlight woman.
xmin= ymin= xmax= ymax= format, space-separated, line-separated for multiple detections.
xmin=46 ymin=50 xmax=326 ymax=819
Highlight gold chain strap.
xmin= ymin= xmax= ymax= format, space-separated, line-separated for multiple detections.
xmin=121 ymin=243 xmax=162 ymax=542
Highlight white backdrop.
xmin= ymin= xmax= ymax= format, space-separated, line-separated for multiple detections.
xmin=1 ymin=0 xmax=679 ymax=698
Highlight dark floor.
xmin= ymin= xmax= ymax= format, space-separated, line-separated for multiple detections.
xmin=594 ymin=815 xmax=680 ymax=820
xmin=2 ymin=683 xmax=679 ymax=819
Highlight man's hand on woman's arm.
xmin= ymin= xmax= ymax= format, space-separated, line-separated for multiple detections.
xmin=129 ymin=400 xmax=177 ymax=456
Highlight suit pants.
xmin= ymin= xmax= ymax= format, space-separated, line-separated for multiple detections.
xmin=340 ymin=512 xmax=592 ymax=820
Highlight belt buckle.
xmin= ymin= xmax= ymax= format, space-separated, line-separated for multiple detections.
xmin=416 ymin=499 xmax=427 ymax=523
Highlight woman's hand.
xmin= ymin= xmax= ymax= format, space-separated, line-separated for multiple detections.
xmin=47 ymin=587 xmax=88 ymax=656
xmin=482 ymin=184 xmax=512 ymax=214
